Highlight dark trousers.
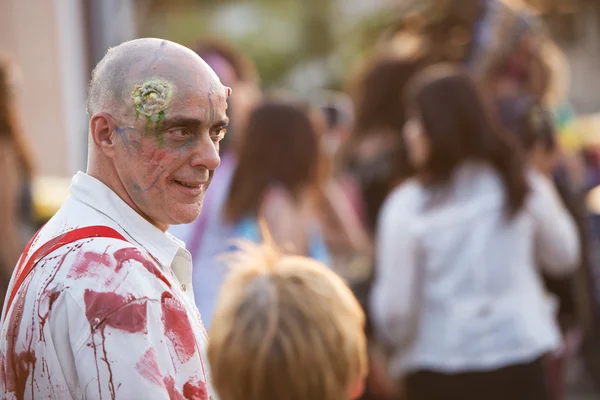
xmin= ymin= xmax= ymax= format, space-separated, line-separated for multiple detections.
xmin=404 ymin=357 xmax=551 ymax=400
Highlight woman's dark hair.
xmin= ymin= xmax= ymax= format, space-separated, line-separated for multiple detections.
xmin=406 ymin=64 xmax=529 ymax=215
xmin=352 ymin=57 xmax=423 ymax=140
xmin=0 ymin=54 xmax=34 ymax=178
xmin=343 ymin=57 xmax=424 ymax=232
xmin=225 ymin=99 xmax=322 ymax=223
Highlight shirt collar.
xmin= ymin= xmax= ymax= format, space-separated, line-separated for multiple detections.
xmin=69 ymin=172 xmax=185 ymax=268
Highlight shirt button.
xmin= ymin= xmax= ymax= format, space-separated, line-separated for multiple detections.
xmin=181 ymin=284 xmax=187 ymax=292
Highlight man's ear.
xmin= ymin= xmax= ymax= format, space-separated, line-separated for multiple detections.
xmin=90 ymin=112 xmax=117 ymax=158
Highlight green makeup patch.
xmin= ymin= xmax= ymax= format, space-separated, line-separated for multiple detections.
xmin=131 ymin=80 xmax=173 ymax=145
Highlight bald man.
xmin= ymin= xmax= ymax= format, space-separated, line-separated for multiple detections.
xmin=0 ymin=38 xmax=230 ymax=399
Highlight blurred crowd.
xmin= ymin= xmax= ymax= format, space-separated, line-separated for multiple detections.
xmin=2 ymin=0 xmax=600 ymax=399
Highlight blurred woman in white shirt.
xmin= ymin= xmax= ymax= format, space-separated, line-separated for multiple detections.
xmin=370 ymin=65 xmax=580 ymax=400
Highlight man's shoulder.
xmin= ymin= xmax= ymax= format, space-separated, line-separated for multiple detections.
xmin=29 ymin=234 xmax=167 ymax=301
xmin=30 ymin=222 xmax=134 ymax=265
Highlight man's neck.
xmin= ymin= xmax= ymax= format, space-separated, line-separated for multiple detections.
xmin=86 ymin=168 xmax=169 ymax=232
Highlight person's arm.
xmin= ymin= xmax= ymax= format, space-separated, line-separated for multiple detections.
xmin=319 ymin=180 xmax=371 ymax=253
xmin=528 ymin=170 xmax=580 ymax=277
xmin=260 ymin=187 xmax=307 ymax=255
xmin=369 ymin=186 xmax=421 ymax=351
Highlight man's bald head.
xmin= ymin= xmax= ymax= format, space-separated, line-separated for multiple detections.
xmin=87 ymin=38 xmax=222 ymax=119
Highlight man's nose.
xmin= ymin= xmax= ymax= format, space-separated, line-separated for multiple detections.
xmin=189 ymin=136 xmax=220 ymax=170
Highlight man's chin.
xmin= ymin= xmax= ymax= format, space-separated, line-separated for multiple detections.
xmin=169 ymin=204 xmax=204 ymax=226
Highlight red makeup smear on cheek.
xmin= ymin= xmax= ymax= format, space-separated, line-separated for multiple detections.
xmin=144 ymin=146 xmax=168 ymax=167
xmin=161 ymin=292 xmax=196 ymax=364
xmin=84 ymin=290 xmax=147 ymax=333
xmin=183 ymin=377 xmax=209 ymax=400
xmin=113 ymin=247 xmax=171 ymax=288
xmin=140 ymin=146 xmax=175 ymax=191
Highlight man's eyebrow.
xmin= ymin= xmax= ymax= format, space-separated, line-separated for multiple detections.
xmin=159 ymin=116 xmax=203 ymax=129
xmin=159 ymin=116 xmax=230 ymax=129
xmin=213 ymin=117 xmax=230 ymax=127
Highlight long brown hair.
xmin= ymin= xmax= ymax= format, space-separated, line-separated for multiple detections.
xmin=406 ymin=64 xmax=529 ymax=216
xmin=351 ymin=57 xmax=424 ymax=142
xmin=225 ymin=99 xmax=322 ymax=223
xmin=0 ymin=53 xmax=35 ymax=177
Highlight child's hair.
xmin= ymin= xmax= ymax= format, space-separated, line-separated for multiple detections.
xmin=208 ymin=227 xmax=367 ymax=400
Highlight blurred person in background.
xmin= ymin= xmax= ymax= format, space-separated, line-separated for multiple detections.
xmin=393 ymin=0 xmax=579 ymax=152
xmin=225 ymin=97 xmax=330 ymax=261
xmin=497 ymin=97 xmax=599 ymax=398
xmin=370 ymin=65 xmax=580 ymax=400
xmin=344 ymin=56 xmax=425 ymax=235
xmin=168 ymin=39 xmax=261 ymax=328
xmin=390 ymin=0 xmax=548 ymax=99
xmin=314 ymin=90 xmax=372 ymax=283
xmin=187 ymin=96 xmax=331 ymax=329
xmin=0 ymin=54 xmax=35 ymax=311
xmin=342 ymin=55 xmax=427 ymax=400
xmin=208 ymin=231 xmax=367 ymax=400
xmin=317 ymin=90 xmax=354 ymax=161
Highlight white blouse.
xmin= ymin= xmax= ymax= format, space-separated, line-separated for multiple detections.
xmin=0 ymin=172 xmax=215 ymax=399
xmin=370 ymin=162 xmax=580 ymax=378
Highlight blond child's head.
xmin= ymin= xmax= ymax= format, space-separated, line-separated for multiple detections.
xmin=208 ymin=235 xmax=367 ymax=400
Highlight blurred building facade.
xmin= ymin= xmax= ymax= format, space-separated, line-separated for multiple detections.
xmin=0 ymin=0 xmax=135 ymax=178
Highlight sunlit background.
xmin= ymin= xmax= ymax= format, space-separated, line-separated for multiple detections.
xmin=2 ymin=1 xmax=600 ymax=398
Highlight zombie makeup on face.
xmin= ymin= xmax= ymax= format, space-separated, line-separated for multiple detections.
xmin=152 ymin=115 xmax=230 ymax=153
xmin=132 ymin=80 xmax=174 ymax=145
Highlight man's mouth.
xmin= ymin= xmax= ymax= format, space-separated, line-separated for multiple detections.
xmin=172 ymin=179 xmax=202 ymax=189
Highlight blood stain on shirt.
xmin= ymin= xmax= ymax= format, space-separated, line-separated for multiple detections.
xmin=84 ymin=290 xmax=148 ymax=334
xmin=113 ymin=247 xmax=171 ymax=288
xmin=4 ymin=290 xmax=37 ymax=400
xmin=161 ymin=292 xmax=196 ymax=364
xmin=183 ymin=377 xmax=209 ymax=400
xmin=137 ymin=350 xmax=207 ymax=399
xmin=38 ymin=289 xmax=62 ymax=343
xmin=164 ymin=375 xmax=185 ymax=400
xmin=67 ymin=250 xmax=114 ymax=281
xmin=136 ymin=348 xmax=162 ymax=387
xmin=84 ymin=290 xmax=149 ymax=399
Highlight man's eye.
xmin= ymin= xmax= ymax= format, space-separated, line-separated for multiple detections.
xmin=169 ymin=129 xmax=193 ymax=139
xmin=211 ymin=127 xmax=227 ymax=142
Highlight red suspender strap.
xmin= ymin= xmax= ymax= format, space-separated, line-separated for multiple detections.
xmin=3 ymin=226 xmax=129 ymax=321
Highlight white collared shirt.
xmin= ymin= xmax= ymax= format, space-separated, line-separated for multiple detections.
xmin=371 ymin=162 xmax=580 ymax=377
xmin=0 ymin=172 xmax=215 ymax=399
